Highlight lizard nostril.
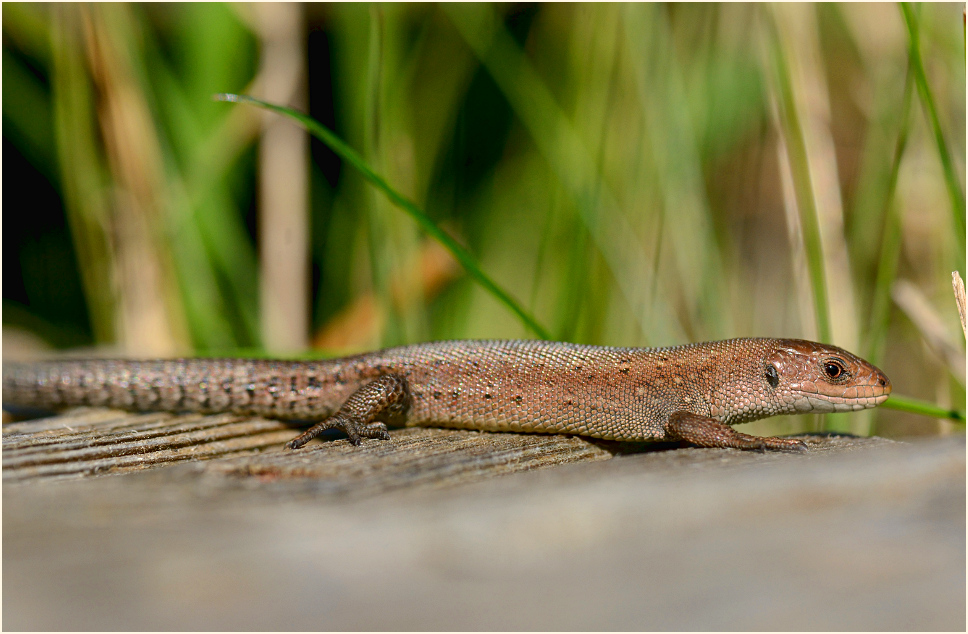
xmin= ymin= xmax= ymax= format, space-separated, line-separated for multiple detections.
xmin=878 ymin=378 xmax=886 ymax=386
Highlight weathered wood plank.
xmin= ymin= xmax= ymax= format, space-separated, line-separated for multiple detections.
xmin=3 ymin=431 xmax=963 ymax=630
xmin=3 ymin=407 xmax=892 ymax=493
xmin=3 ymin=410 xmax=294 ymax=481
xmin=2 ymin=408 xmax=619 ymax=487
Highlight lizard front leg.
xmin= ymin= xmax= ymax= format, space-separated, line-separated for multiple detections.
xmin=285 ymin=374 xmax=412 ymax=449
xmin=665 ymin=411 xmax=807 ymax=452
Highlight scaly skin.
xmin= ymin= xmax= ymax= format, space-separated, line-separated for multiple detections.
xmin=2 ymin=338 xmax=891 ymax=452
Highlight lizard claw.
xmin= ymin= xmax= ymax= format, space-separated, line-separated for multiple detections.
xmin=285 ymin=435 xmax=311 ymax=450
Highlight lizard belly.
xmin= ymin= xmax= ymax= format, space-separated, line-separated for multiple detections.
xmin=402 ymin=371 xmax=667 ymax=441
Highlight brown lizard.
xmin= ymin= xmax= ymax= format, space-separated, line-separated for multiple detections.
xmin=2 ymin=338 xmax=891 ymax=452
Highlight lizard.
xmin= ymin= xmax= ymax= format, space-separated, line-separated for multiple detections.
xmin=1 ymin=338 xmax=891 ymax=452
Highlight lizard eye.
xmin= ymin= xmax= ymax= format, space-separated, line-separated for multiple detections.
xmin=765 ymin=364 xmax=779 ymax=388
xmin=822 ymin=358 xmax=849 ymax=382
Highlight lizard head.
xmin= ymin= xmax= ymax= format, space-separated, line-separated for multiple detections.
xmin=766 ymin=339 xmax=891 ymax=414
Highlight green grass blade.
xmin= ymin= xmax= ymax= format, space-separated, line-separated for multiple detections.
xmin=766 ymin=9 xmax=832 ymax=344
xmin=2 ymin=48 xmax=55 ymax=176
xmin=899 ymin=2 xmax=966 ymax=262
xmin=865 ymin=67 xmax=915 ymax=365
xmin=214 ymin=92 xmax=551 ymax=340
xmin=49 ymin=7 xmax=116 ymax=345
xmin=881 ymin=393 xmax=966 ymax=423
xmin=445 ymin=4 xmax=707 ymax=345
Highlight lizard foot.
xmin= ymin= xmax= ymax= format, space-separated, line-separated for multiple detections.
xmin=666 ymin=411 xmax=807 ymax=452
xmin=285 ymin=416 xmax=391 ymax=449
xmin=285 ymin=374 xmax=410 ymax=449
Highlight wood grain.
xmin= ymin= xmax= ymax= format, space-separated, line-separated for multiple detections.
xmin=2 ymin=407 xmax=616 ymax=487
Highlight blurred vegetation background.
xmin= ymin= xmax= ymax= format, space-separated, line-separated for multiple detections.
xmin=3 ymin=3 xmax=964 ymax=439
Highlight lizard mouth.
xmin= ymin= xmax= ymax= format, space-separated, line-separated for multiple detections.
xmin=791 ymin=374 xmax=892 ymax=413
xmin=791 ymin=391 xmax=890 ymax=413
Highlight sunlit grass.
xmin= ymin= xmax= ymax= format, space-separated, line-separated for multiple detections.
xmin=900 ymin=2 xmax=965 ymax=264
xmin=214 ymin=92 xmax=551 ymax=340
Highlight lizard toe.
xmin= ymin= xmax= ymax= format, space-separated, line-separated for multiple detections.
xmin=760 ymin=436 xmax=808 ymax=452
xmin=359 ymin=422 xmax=391 ymax=441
